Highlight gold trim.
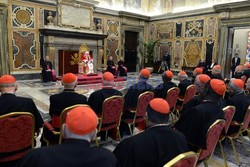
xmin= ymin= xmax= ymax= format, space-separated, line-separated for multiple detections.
xmin=164 ymin=151 xmax=198 ymax=167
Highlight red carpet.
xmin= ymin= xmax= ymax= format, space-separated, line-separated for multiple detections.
xmin=57 ymin=73 xmax=126 ymax=85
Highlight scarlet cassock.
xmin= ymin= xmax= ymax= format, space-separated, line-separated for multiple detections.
xmin=81 ymin=51 xmax=94 ymax=74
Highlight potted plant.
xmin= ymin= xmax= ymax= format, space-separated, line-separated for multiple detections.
xmin=139 ymin=39 xmax=160 ymax=72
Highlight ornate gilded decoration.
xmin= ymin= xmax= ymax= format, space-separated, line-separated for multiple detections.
xmin=157 ymin=23 xmax=174 ymax=40
xmin=107 ymin=20 xmax=120 ymax=37
xmin=12 ymin=5 xmax=35 ymax=28
xmin=184 ymin=39 xmax=202 ymax=67
xmin=185 ymin=20 xmax=204 ymax=37
xmin=69 ymin=53 xmax=80 ymax=65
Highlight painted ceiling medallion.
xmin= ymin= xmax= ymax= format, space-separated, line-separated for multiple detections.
xmin=16 ymin=10 xmax=31 ymax=24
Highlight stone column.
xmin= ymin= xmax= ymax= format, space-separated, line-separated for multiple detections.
xmin=0 ymin=2 xmax=9 ymax=75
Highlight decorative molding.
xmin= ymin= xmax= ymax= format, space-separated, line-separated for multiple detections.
xmin=213 ymin=0 xmax=250 ymax=13
xmin=150 ymin=7 xmax=215 ymax=21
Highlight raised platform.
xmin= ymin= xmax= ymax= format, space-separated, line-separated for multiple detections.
xmin=57 ymin=73 xmax=126 ymax=85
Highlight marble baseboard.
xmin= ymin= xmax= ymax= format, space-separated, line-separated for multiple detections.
xmin=13 ymin=73 xmax=41 ymax=80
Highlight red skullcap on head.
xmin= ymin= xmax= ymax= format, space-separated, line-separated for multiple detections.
xmin=198 ymin=74 xmax=210 ymax=84
xmin=178 ymin=71 xmax=187 ymax=75
xmin=0 ymin=75 xmax=16 ymax=85
xmin=165 ymin=70 xmax=173 ymax=79
xmin=62 ymin=73 xmax=77 ymax=84
xmin=66 ymin=106 xmax=98 ymax=135
xmin=194 ymin=68 xmax=203 ymax=74
xmin=149 ymin=98 xmax=170 ymax=114
xmin=232 ymin=79 xmax=244 ymax=89
xmin=210 ymin=79 xmax=226 ymax=96
xmin=102 ymin=72 xmax=114 ymax=81
xmin=140 ymin=68 xmax=150 ymax=78
xmin=214 ymin=65 xmax=222 ymax=70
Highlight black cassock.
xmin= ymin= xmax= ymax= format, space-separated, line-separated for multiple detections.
xmin=41 ymin=60 xmax=53 ymax=82
xmin=226 ymin=92 xmax=250 ymax=134
xmin=49 ymin=89 xmax=87 ymax=118
xmin=175 ymin=101 xmax=224 ymax=149
xmin=178 ymin=79 xmax=192 ymax=97
xmin=211 ymin=73 xmax=224 ymax=80
xmin=118 ymin=60 xmax=127 ymax=76
xmin=107 ymin=60 xmax=116 ymax=75
xmin=154 ymin=81 xmax=177 ymax=99
xmin=17 ymin=139 xmax=119 ymax=167
xmin=0 ymin=93 xmax=43 ymax=130
xmin=113 ymin=126 xmax=188 ymax=167
xmin=88 ymin=88 xmax=122 ymax=115
xmin=124 ymin=81 xmax=154 ymax=109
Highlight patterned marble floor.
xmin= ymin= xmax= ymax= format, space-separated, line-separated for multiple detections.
xmin=15 ymin=73 xmax=249 ymax=167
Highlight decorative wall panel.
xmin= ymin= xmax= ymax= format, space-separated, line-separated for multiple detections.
xmin=207 ymin=17 xmax=216 ymax=37
xmin=158 ymin=42 xmax=172 ymax=61
xmin=206 ymin=39 xmax=215 ymax=65
xmin=174 ymin=40 xmax=182 ymax=68
xmin=12 ymin=31 xmax=36 ymax=69
xmin=185 ymin=20 xmax=204 ymax=37
xmin=107 ymin=38 xmax=119 ymax=63
xmin=157 ymin=23 xmax=174 ymax=40
xmin=107 ymin=20 xmax=120 ymax=37
xmin=176 ymin=21 xmax=182 ymax=38
xmin=12 ymin=5 xmax=35 ymax=29
xmin=184 ymin=40 xmax=202 ymax=67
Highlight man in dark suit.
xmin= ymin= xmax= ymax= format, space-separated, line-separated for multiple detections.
xmin=177 ymin=71 xmax=192 ymax=98
xmin=0 ymin=75 xmax=43 ymax=131
xmin=226 ymin=79 xmax=250 ymax=135
xmin=206 ymin=58 xmax=217 ymax=77
xmin=88 ymin=72 xmax=122 ymax=115
xmin=114 ymin=98 xmax=188 ymax=167
xmin=231 ymin=53 xmax=241 ymax=78
xmin=155 ymin=70 xmax=177 ymax=98
xmin=17 ymin=106 xmax=119 ymax=167
xmin=175 ymin=79 xmax=226 ymax=150
xmin=41 ymin=56 xmax=53 ymax=82
xmin=41 ymin=73 xmax=87 ymax=145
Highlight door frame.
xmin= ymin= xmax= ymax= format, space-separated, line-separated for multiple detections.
xmin=218 ymin=18 xmax=250 ymax=77
xmin=122 ymin=25 xmax=144 ymax=72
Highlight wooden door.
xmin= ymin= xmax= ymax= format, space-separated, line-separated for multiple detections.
xmin=125 ymin=31 xmax=138 ymax=72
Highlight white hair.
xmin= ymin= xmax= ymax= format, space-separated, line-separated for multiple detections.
xmin=229 ymin=79 xmax=243 ymax=94
xmin=178 ymin=74 xmax=188 ymax=81
xmin=62 ymin=80 xmax=77 ymax=89
xmin=62 ymin=124 xmax=96 ymax=142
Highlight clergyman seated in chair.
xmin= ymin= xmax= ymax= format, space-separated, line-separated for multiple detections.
xmin=41 ymin=73 xmax=87 ymax=145
xmin=154 ymin=70 xmax=177 ymax=99
xmin=114 ymin=98 xmax=188 ymax=167
xmin=0 ymin=75 xmax=43 ymax=132
xmin=17 ymin=106 xmax=119 ymax=167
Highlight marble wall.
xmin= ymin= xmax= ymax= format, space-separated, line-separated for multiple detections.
xmin=150 ymin=14 xmax=219 ymax=69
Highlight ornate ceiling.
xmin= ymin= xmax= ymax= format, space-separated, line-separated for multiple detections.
xmin=96 ymin=0 xmax=247 ymax=16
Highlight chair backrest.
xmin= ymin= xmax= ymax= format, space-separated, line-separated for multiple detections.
xmin=223 ymin=106 xmax=236 ymax=133
xmin=183 ymin=85 xmax=196 ymax=104
xmin=0 ymin=112 xmax=35 ymax=162
xmin=240 ymin=105 xmax=250 ymax=131
xmin=136 ymin=91 xmax=154 ymax=117
xmin=100 ymin=96 xmax=124 ymax=125
xmin=163 ymin=151 xmax=198 ymax=167
xmin=198 ymin=119 xmax=225 ymax=161
xmin=59 ymin=104 xmax=91 ymax=143
xmin=166 ymin=87 xmax=180 ymax=109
